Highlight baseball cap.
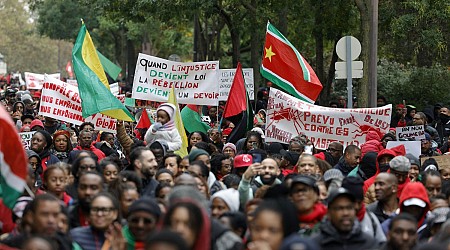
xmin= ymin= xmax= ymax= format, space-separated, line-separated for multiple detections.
xmin=280 ymin=150 xmax=300 ymax=165
xmin=234 ymin=154 xmax=253 ymax=168
xmin=389 ymin=156 xmax=411 ymax=173
xmin=403 ymin=198 xmax=426 ymax=208
xmin=327 ymin=187 xmax=356 ymax=205
xmin=291 ymin=175 xmax=319 ymax=194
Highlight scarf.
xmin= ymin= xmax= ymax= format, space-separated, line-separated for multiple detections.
xmin=51 ymin=149 xmax=69 ymax=161
xmin=298 ymin=202 xmax=327 ymax=229
xmin=357 ymin=202 xmax=366 ymax=221
xmin=159 ymin=120 xmax=175 ymax=131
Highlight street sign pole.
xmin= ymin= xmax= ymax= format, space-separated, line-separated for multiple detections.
xmin=346 ymin=36 xmax=352 ymax=108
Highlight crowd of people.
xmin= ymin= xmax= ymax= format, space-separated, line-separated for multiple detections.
xmin=1 ymin=83 xmax=450 ymax=250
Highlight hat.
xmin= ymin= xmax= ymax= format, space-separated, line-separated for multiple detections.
xmin=396 ymin=104 xmax=405 ymax=109
xmin=424 ymin=132 xmax=431 ymax=141
xmin=389 ymin=156 xmax=411 ymax=173
xmin=157 ymin=103 xmax=176 ymax=120
xmin=33 ymin=91 xmax=41 ymax=98
xmin=341 ymin=176 xmax=364 ymax=201
xmin=234 ymin=154 xmax=253 ymax=168
xmin=210 ymin=188 xmax=240 ymax=212
xmin=291 ymin=175 xmax=319 ymax=194
xmin=21 ymin=114 xmax=34 ymax=122
xmin=405 ymin=153 xmax=420 ymax=167
xmin=12 ymin=196 xmax=33 ymax=218
xmin=327 ymin=187 xmax=356 ymax=205
xmin=280 ymin=150 xmax=300 ymax=165
xmin=403 ymin=198 xmax=426 ymax=208
xmin=251 ymin=127 xmax=265 ymax=139
xmin=323 ymin=169 xmax=344 ymax=182
xmin=267 ymin=142 xmax=284 ymax=155
xmin=30 ymin=119 xmax=44 ymax=130
xmin=280 ymin=234 xmax=320 ymax=250
xmin=430 ymin=207 xmax=450 ymax=226
xmin=21 ymin=94 xmax=33 ymax=105
xmin=128 ymin=197 xmax=161 ymax=218
xmin=222 ymin=143 xmax=236 ymax=154
xmin=188 ymin=148 xmax=209 ymax=163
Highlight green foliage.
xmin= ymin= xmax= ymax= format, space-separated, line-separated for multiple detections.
xmin=377 ymin=60 xmax=450 ymax=109
xmin=0 ymin=0 xmax=72 ymax=74
xmin=379 ymin=0 xmax=450 ymax=66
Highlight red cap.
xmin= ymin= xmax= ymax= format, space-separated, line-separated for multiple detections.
xmin=396 ymin=104 xmax=405 ymax=109
xmin=234 ymin=154 xmax=253 ymax=168
xmin=30 ymin=119 xmax=44 ymax=129
xmin=33 ymin=91 xmax=41 ymax=98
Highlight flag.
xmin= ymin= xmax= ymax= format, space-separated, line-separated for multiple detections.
xmin=260 ymin=21 xmax=323 ymax=103
xmin=168 ymin=87 xmax=189 ymax=157
xmin=0 ymin=105 xmax=27 ymax=208
xmin=222 ymin=62 xmax=253 ymax=144
xmin=72 ymin=22 xmax=135 ymax=122
xmin=180 ymin=104 xmax=211 ymax=134
xmin=136 ymin=108 xmax=152 ymax=129
xmin=97 ymin=50 xmax=122 ymax=80
xmin=66 ymin=60 xmax=74 ymax=78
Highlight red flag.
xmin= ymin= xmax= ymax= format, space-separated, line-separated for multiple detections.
xmin=221 ymin=62 xmax=253 ymax=143
xmin=223 ymin=62 xmax=247 ymax=118
xmin=136 ymin=108 xmax=152 ymax=129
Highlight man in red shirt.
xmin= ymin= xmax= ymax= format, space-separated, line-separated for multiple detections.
xmin=73 ymin=129 xmax=105 ymax=161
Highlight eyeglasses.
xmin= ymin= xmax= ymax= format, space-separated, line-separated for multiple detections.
xmin=128 ymin=216 xmax=156 ymax=225
xmin=90 ymin=207 xmax=115 ymax=215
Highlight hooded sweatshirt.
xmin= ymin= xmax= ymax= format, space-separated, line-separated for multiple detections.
xmin=361 ymin=131 xmax=383 ymax=157
xmin=399 ymin=182 xmax=430 ymax=229
xmin=363 ymin=149 xmax=397 ymax=193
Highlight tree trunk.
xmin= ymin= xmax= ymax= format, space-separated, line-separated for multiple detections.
xmin=314 ymin=0 xmax=325 ymax=105
xmin=321 ymin=38 xmax=340 ymax=106
xmin=249 ymin=0 xmax=261 ymax=99
xmin=126 ymin=39 xmax=136 ymax=84
xmin=355 ymin=0 xmax=370 ymax=108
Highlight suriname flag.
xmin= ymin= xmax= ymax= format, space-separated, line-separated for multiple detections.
xmin=260 ymin=21 xmax=323 ymax=103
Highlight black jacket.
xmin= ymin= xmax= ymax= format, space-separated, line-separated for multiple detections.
xmin=313 ymin=219 xmax=377 ymax=250
xmin=333 ymin=157 xmax=354 ymax=177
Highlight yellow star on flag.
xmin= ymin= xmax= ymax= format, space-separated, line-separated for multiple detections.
xmin=265 ymin=45 xmax=276 ymax=62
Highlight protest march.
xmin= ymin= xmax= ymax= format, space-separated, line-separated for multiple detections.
xmin=1 ymin=14 xmax=450 ymax=250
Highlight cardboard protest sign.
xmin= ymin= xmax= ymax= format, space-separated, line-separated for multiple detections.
xmin=19 ymin=131 xmax=36 ymax=149
xmin=421 ymin=155 xmax=450 ymax=170
xmin=39 ymin=75 xmax=117 ymax=133
xmin=265 ymin=88 xmax=392 ymax=149
xmin=386 ymin=141 xmax=421 ymax=159
xmin=396 ymin=125 xmax=425 ymax=140
xmin=24 ymin=72 xmax=60 ymax=90
xmin=219 ymin=68 xmax=254 ymax=101
xmin=132 ymin=53 xmax=219 ymax=105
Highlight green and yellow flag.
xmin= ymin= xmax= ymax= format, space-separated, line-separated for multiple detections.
xmin=72 ymin=22 xmax=134 ymax=122
xmin=168 ymin=87 xmax=188 ymax=157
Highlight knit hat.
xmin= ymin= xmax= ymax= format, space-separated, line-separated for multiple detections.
xmin=396 ymin=104 xmax=405 ymax=109
xmin=291 ymin=175 xmax=319 ymax=194
xmin=234 ymin=154 xmax=253 ymax=168
xmin=12 ymin=196 xmax=33 ymax=218
xmin=210 ymin=188 xmax=240 ymax=212
xmin=280 ymin=150 xmax=300 ymax=165
xmin=21 ymin=94 xmax=33 ymax=105
xmin=389 ymin=156 xmax=411 ymax=173
xmin=424 ymin=132 xmax=431 ymax=141
xmin=128 ymin=197 xmax=161 ymax=219
xmin=281 ymin=234 xmax=320 ymax=250
xmin=157 ymin=103 xmax=176 ymax=120
xmin=222 ymin=143 xmax=236 ymax=154
xmin=267 ymin=142 xmax=284 ymax=155
xmin=359 ymin=151 xmax=378 ymax=179
xmin=323 ymin=169 xmax=344 ymax=182
xmin=405 ymin=153 xmax=420 ymax=167
xmin=341 ymin=176 xmax=364 ymax=201
xmin=188 ymin=148 xmax=209 ymax=163
xmin=30 ymin=119 xmax=44 ymax=130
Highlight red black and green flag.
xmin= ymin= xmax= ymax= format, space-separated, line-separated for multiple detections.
xmin=222 ymin=62 xmax=254 ymax=144
xmin=260 ymin=21 xmax=322 ymax=103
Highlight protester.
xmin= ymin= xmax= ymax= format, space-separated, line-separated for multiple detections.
xmin=31 ymin=130 xmax=60 ymax=175
xmin=162 ymin=152 xmax=182 ymax=177
xmin=334 ymin=145 xmax=361 ymax=176
xmin=51 ymin=130 xmax=73 ymax=163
